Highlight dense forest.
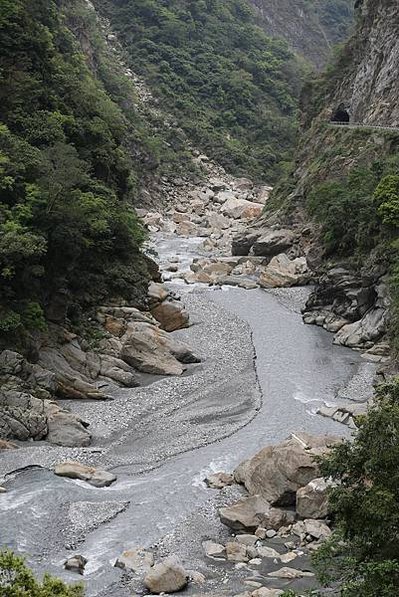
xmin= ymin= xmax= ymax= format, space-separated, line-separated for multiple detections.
xmin=92 ymin=0 xmax=302 ymax=182
xmin=0 ymin=0 xmax=165 ymax=343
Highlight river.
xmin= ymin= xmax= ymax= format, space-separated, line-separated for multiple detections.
xmin=0 ymin=235 xmax=375 ymax=596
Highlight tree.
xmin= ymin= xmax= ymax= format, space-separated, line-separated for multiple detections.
xmin=315 ymin=380 xmax=399 ymax=596
xmin=0 ymin=550 xmax=84 ymax=597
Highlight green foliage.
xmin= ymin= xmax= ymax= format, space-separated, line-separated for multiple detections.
xmin=92 ymin=0 xmax=301 ymax=182
xmin=0 ymin=0 xmax=152 ymax=339
xmin=316 ymin=380 xmax=399 ymax=595
xmin=0 ymin=550 xmax=83 ymax=596
xmin=374 ymin=175 xmax=399 ymax=227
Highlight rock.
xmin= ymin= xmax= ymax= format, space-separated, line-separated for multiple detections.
xmin=259 ymin=254 xmax=310 ymax=288
xmin=40 ymin=347 xmax=107 ymax=400
xmin=148 ymin=282 xmax=169 ymax=306
xmin=54 ymin=462 xmax=117 ymax=487
xmin=233 ymin=177 xmax=254 ymax=192
xmin=303 ymin=519 xmax=332 ymax=540
xmin=64 ymin=555 xmax=87 ymax=575
xmin=221 ymin=198 xmax=263 ymax=220
xmin=226 ymin=542 xmax=248 ymax=562
xmin=46 ymin=405 xmax=91 ymax=448
xmin=151 ymin=301 xmax=190 ymax=332
xmin=204 ymin=471 xmax=234 ymax=489
xmin=219 ymin=495 xmax=295 ymax=532
xmin=252 ymin=229 xmax=296 ymax=257
xmin=115 ymin=548 xmax=154 ymax=573
xmin=256 ymin=546 xmax=280 ymax=559
xmin=144 ymin=555 xmax=188 ymax=594
xmin=236 ymin=534 xmax=258 ymax=546
xmin=215 ymin=190 xmax=237 ymax=204
xmin=0 ymin=487 xmax=7 ymax=493
xmin=216 ymin=276 xmax=258 ymax=290
xmin=266 ymin=529 xmax=277 ymax=538
xmin=208 ymin=177 xmax=229 ymax=191
xmin=104 ymin=315 xmax=126 ymax=337
xmin=202 ymin=540 xmax=226 ymax=559
xmin=0 ymin=439 xmax=18 ymax=450
xmin=267 ymin=567 xmax=314 ymax=579
xmin=255 ymin=185 xmax=273 ymax=205
xmin=296 ymin=477 xmax=331 ymax=519
xmin=232 ymin=231 xmax=260 ymax=256
xmin=279 ymin=551 xmax=297 ymax=563
xmin=121 ymin=322 xmax=185 ymax=375
xmin=234 ymin=433 xmax=340 ymax=506
xmin=252 ymin=589 xmax=284 ymax=597
xmin=188 ymin=570 xmax=206 ymax=585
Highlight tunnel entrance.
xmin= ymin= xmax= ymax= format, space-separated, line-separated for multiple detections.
xmin=331 ymin=104 xmax=350 ymax=124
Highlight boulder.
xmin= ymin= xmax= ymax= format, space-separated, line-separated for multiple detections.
xmin=255 ymin=185 xmax=273 ymax=205
xmin=151 ymin=301 xmax=189 ymax=332
xmin=225 ymin=542 xmax=248 ymax=562
xmin=202 ymin=541 xmax=226 ymax=559
xmin=259 ymin=255 xmax=310 ymax=288
xmin=232 ymin=231 xmax=260 ymax=256
xmin=234 ymin=433 xmax=340 ymax=506
xmin=296 ymin=478 xmax=331 ymax=519
xmin=204 ymin=472 xmax=234 ymax=489
xmin=148 ymin=282 xmax=169 ymax=306
xmin=267 ymin=567 xmax=314 ymax=579
xmin=46 ymin=405 xmax=91 ymax=448
xmin=144 ymin=556 xmax=188 ymax=594
xmin=54 ymin=462 xmax=117 ymax=487
xmin=221 ymin=198 xmax=263 ymax=220
xmin=121 ymin=322 xmax=185 ymax=376
xmin=233 ymin=177 xmax=254 ymax=192
xmin=115 ymin=548 xmax=154 ymax=573
xmin=219 ymin=495 xmax=295 ymax=532
xmin=252 ymin=589 xmax=284 ymax=597
xmin=252 ymin=229 xmax=296 ymax=257
xmin=0 ymin=487 xmax=6 ymax=493
xmin=64 ymin=555 xmax=87 ymax=575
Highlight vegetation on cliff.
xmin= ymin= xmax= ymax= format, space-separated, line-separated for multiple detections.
xmin=315 ymin=379 xmax=399 ymax=596
xmin=0 ymin=0 xmax=157 ymax=341
xmin=92 ymin=0 xmax=301 ymax=182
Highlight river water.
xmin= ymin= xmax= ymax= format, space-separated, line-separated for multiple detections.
xmin=0 ymin=236 xmax=375 ymax=596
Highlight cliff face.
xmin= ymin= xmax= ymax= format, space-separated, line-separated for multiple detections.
xmin=329 ymin=0 xmax=399 ymax=124
xmin=247 ymin=0 xmax=354 ymax=69
xmin=235 ymin=0 xmax=399 ymax=352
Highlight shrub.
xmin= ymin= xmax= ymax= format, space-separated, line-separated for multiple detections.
xmin=0 ymin=550 xmax=84 ymax=597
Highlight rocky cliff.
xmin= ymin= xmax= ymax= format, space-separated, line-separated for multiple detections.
xmin=248 ymin=0 xmax=354 ymax=69
xmin=236 ymin=0 xmax=399 ymax=353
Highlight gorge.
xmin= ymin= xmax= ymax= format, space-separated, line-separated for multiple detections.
xmin=1 ymin=0 xmax=399 ymax=596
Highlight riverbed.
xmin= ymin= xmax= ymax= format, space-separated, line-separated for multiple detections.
xmin=0 ymin=278 xmax=375 ymax=595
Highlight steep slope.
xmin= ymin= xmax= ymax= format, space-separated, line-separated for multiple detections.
xmin=0 ymin=0 xmax=196 ymax=345
xmin=248 ymin=0 xmax=354 ymax=69
xmin=235 ymin=0 xmax=399 ymax=351
xmin=91 ymin=0 xmax=303 ymax=183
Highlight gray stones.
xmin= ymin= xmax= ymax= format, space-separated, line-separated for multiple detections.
xmin=219 ymin=495 xmax=295 ymax=532
xmin=151 ymin=300 xmax=190 ymax=332
xmin=54 ymin=462 xmax=117 ymax=487
xmin=144 ymin=555 xmax=188 ymax=594
xmin=204 ymin=471 xmax=234 ymax=489
xmin=202 ymin=540 xmax=226 ymax=559
xmin=64 ymin=554 xmax=87 ymax=575
xmin=252 ymin=229 xmax=296 ymax=257
xmin=267 ymin=566 xmax=314 ymax=579
xmin=115 ymin=548 xmax=154 ymax=573
xmin=226 ymin=542 xmax=249 ymax=562
xmin=234 ymin=433 xmax=339 ymax=506
xmin=296 ymin=478 xmax=331 ymax=519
